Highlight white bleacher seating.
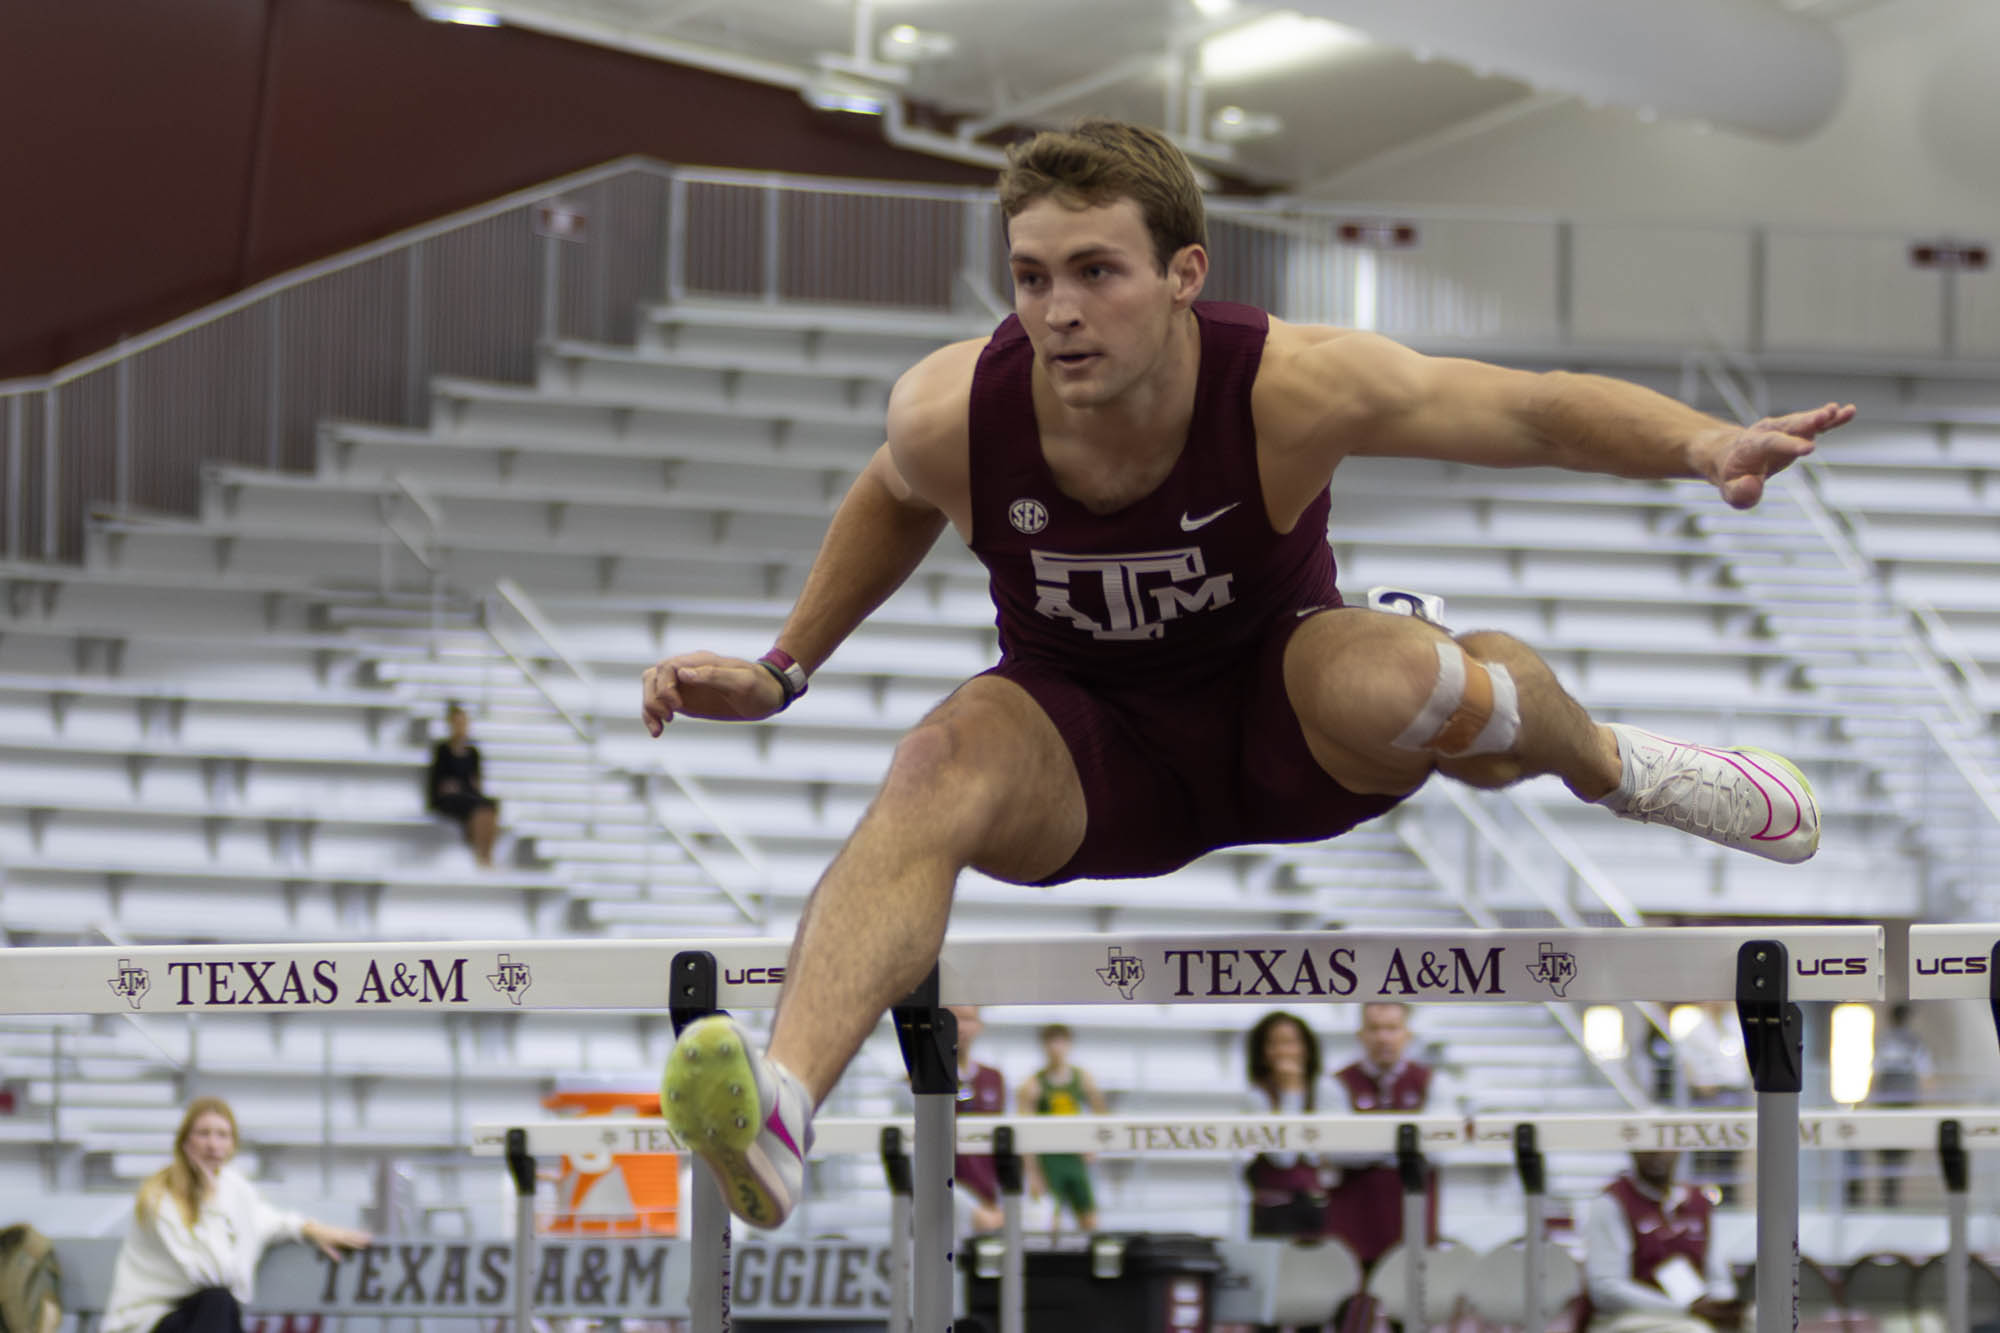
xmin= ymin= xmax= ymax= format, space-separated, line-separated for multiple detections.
xmin=22 ymin=288 xmax=1998 ymax=1230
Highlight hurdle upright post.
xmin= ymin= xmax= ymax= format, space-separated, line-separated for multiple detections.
xmin=1397 ymin=1122 xmax=1428 ymax=1332
xmin=504 ymin=1128 xmax=536 ymax=1333
xmin=992 ymin=1125 xmax=1026 ymax=1333
xmin=882 ymin=1126 xmax=914 ymax=1333
xmin=1737 ymin=941 xmax=1802 ymax=1333
xmin=893 ymin=967 xmax=957 ymax=1333
xmin=1515 ymin=1123 xmax=1548 ymax=1333
xmin=670 ymin=950 xmax=729 ymax=1333
xmin=1939 ymin=1120 xmax=1969 ymax=1333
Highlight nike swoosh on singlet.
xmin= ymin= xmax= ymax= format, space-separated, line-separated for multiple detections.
xmin=1179 ymin=502 xmax=1239 ymax=531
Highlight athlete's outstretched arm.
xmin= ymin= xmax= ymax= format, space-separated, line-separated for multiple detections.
xmin=1297 ymin=331 xmax=1854 ymax=509
xmin=641 ymin=444 xmax=948 ymax=733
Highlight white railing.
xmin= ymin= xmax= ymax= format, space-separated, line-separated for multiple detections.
xmin=1393 ymin=791 xmax=1656 ymax=1111
xmin=6 ymin=160 xmax=1998 ymax=565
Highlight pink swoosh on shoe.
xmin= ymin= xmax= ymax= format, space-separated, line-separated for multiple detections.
xmin=1719 ymin=751 xmax=1800 ymax=842
xmin=765 ymin=1107 xmax=803 ymax=1161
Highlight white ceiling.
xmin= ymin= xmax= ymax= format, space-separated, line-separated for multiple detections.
xmin=445 ymin=0 xmax=1905 ymax=191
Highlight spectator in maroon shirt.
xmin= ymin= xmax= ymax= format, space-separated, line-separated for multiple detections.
xmin=1323 ymin=1002 xmax=1442 ymax=1266
xmin=948 ymin=1005 xmax=1007 ymax=1234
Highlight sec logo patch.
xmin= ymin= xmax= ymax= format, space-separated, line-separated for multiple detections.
xmin=1009 ymin=498 xmax=1049 ymax=534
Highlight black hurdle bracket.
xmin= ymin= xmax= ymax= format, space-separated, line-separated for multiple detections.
xmin=993 ymin=1125 xmax=1024 ymax=1198
xmin=1514 ymin=1123 xmax=1545 ymax=1197
xmin=892 ymin=966 xmax=958 ymax=1097
xmin=505 ymin=1126 xmax=535 ymax=1197
xmin=882 ymin=1125 xmax=914 ymax=1197
xmin=1395 ymin=1122 xmax=1428 ymax=1194
xmin=1940 ymin=1119 xmax=1969 ymax=1195
xmin=1736 ymin=941 xmax=1802 ymax=1095
xmin=670 ymin=949 xmax=721 ymax=1034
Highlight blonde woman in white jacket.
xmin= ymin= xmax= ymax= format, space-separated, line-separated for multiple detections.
xmin=103 ymin=1098 xmax=371 ymax=1333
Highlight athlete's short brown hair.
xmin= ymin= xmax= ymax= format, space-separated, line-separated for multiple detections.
xmin=997 ymin=119 xmax=1207 ymax=273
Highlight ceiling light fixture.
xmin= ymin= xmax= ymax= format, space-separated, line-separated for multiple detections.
xmin=1209 ymin=105 xmax=1283 ymax=142
xmin=802 ymin=72 xmax=889 ymax=116
xmin=414 ymin=3 xmax=503 ymax=26
xmin=1191 ymin=0 xmax=1236 ymax=15
xmin=879 ymin=22 xmax=957 ymax=63
xmin=1202 ymin=11 xmax=1368 ymax=81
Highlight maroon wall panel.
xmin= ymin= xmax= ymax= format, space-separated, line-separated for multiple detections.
xmin=0 ymin=0 xmax=269 ymax=377
xmin=0 ymin=0 xmax=990 ymax=380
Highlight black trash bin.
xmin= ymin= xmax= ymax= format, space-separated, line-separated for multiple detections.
xmin=963 ymin=1233 xmax=1221 ymax=1333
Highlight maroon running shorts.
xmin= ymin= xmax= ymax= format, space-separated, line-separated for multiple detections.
xmin=978 ymin=607 xmax=1408 ymax=884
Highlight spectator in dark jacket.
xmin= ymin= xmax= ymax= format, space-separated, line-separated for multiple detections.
xmin=429 ymin=705 xmax=499 ymax=867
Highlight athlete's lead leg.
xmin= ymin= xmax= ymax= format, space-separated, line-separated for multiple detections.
xmin=661 ymin=676 xmax=1087 ymax=1227
xmin=1284 ymin=608 xmax=1818 ymax=863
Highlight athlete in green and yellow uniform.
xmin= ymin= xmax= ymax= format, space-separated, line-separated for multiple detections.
xmin=1017 ymin=1024 xmax=1107 ymax=1235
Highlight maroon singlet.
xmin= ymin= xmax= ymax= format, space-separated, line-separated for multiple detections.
xmin=970 ymin=302 xmax=1335 ymax=683
xmin=966 ymin=301 xmax=1402 ymax=882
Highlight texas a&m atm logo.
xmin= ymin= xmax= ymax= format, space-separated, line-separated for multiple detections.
xmin=1097 ymin=948 xmax=1146 ymax=999
xmin=109 ymin=959 xmax=150 ymax=1010
xmin=1525 ymin=942 xmax=1578 ymax=997
xmin=488 ymin=955 xmax=533 ymax=1005
xmin=1033 ymin=548 xmax=1234 ymax=641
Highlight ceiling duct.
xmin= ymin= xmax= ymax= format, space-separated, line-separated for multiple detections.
xmin=1294 ymin=0 xmax=1847 ymax=139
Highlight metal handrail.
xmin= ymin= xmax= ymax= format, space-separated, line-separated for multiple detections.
xmin=1396 ymin=818 xmax=1652 ymax=1111
xmin=88 ymin=923 xmax=190 ymax=1072
xmin=486 ymin=578 xmax=765 ymax=923
xmin=638 ymin=775 xmax=762 ymax=924
xmin=1434 ymin=786 xmax=1674 ymax=1042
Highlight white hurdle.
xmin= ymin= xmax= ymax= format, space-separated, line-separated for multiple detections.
xmin=478 ymin=1106 xmax=2000 ymax=1331
xmin=5 ymin=924 xmax=1888 ymax=1333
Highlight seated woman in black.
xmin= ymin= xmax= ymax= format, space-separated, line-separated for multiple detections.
xmin=429 ymin=704 xmax=499 ymax=867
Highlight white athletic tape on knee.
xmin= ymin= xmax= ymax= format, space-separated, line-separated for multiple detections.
xmin=1460 ymin=660 xmax=1519 ymax=758
xmin=1392 ymin=640 xmax=1465 ymax=752
xmin=1390 ymin=642 xmax=1521 ymax=758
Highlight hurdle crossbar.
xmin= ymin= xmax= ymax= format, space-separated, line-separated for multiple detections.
xmin=472 ymin=1113 xmax=1475 ymax=1160
xmin=1908 ymin=924 xmax=1999 ymax=999
xmin=36 ymin=925 xmax=1883 ymax=1015
xmin=475 ymin=1107 xmax=2000 ymax=1160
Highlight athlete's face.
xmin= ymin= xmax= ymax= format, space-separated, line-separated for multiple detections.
xmin=1006 ymin=196 xmax=1206 ymax=409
